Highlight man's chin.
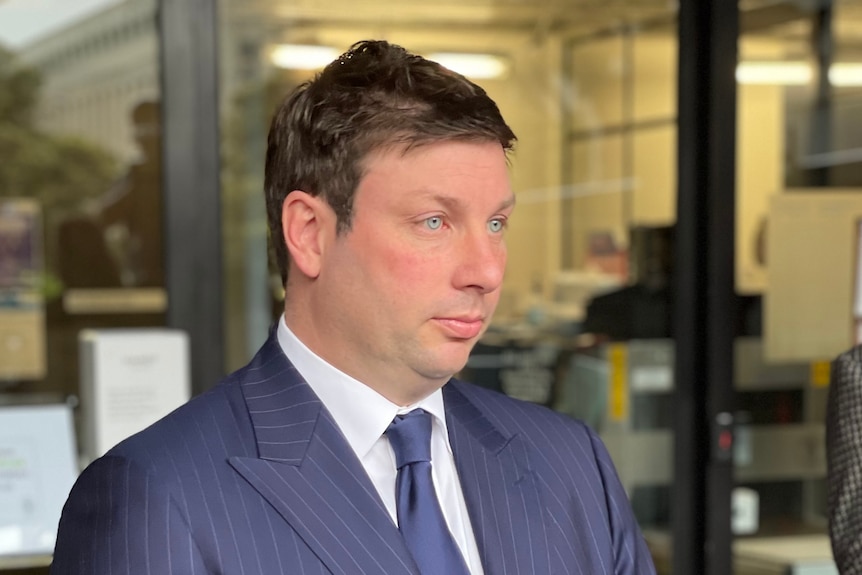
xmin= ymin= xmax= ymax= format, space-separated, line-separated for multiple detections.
xmin=409 ymin=334 xmax=480 ymax=378
xmin=421 ymin=351 xmax=474 ymax=381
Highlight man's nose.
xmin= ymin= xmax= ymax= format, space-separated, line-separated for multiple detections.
xmin=452 ymin=230 xmax=506 ymax=294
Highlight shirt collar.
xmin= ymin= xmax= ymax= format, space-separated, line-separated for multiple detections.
xmin=276 ymin=316 xmax=451 ymax=460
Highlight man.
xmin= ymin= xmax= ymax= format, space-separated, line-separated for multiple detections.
xmin=827 ymin=344 xmax=862 ymax=575
xmin=52 ymin=40 xmax=655 ymax=574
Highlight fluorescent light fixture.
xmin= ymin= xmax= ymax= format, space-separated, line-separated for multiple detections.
xmin=271 ymin=44 xmax=340 ymax=70
xmin=736 ymin=61 xmax=811 ymax=85
xmin=830 ymin=63 xmax=862 ymax=87
xmin=426 ymin=52 xmax=508 ymax=79
xmin=737 ymin=61 xmax=862 ymax=87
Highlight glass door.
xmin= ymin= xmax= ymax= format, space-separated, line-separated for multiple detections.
xmin=217 ymin=0 xmax=681 ymax=570
xmin=0 ymin=0 xmax=166 ymax=572
xmin=733 ymin=0 xmax=862 ymax=572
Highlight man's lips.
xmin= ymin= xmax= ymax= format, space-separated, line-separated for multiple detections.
xmin=434 ymin=316 xmax=485 ymax=339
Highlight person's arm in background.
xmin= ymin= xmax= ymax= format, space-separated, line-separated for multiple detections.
xmin=827 ymin=346 xmax=862 ymax=575
xmin=51 ymin=455 xmax=208 ymax=575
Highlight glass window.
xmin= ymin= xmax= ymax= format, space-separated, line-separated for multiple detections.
xmin=735 ymin=1 xmax=862 ymax=572
xmin=219 ymin=0 xmax=678 ymax=569
xmin=0 ymin=0 xmax=163 ymax=569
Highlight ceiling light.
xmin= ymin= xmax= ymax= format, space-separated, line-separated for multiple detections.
xmin=736 ymin=61 xmax=811 ymax=85
xmin=829 ymin=63 xmax=862 ymax=87
xmin=426 ymin=52 xmax=508 ymax=80
xmin=271 ymin=44 xmax=340 ymax=70
xmin=736 ymin=61 xmax=862 ymax=87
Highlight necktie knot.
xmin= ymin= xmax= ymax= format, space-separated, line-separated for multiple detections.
xmin=386 ymin=409 xmax=432 ymax=469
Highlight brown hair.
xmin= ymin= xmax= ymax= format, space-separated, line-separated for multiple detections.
xmin=264 ymin=39 xmax=517 ymax=284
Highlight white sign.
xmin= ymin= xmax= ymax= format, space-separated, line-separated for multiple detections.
xmin=0 ymin=404 xmax=78 ymax=556
xmin=630 ymin=366 xmax=673 ymax=393
xmin=732 ymin=487 xmax=759 ymax=536
xmin=79 ymin=329 xmax=191 ymax=462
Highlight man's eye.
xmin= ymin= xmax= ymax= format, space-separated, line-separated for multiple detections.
xmin=425 ymin=217 xmax=443 ymax=230
xmin=488 ymin=219 xmax=505 ymax=233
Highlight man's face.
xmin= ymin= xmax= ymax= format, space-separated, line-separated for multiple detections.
xmin=310 ymin=140 xmax=514 ymax=405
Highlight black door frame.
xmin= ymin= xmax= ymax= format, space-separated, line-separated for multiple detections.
xmin=158 ymin=0 xmax=224 ymax=394
xmin=673 ymin=1 xmax=738 ymax=573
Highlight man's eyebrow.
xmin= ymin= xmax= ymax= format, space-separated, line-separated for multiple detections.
xmin=498 ymin=194 xmax=516 ymax=211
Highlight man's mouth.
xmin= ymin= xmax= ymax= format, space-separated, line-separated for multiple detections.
xmin=434 ymin=316 xmax=485 ymax=339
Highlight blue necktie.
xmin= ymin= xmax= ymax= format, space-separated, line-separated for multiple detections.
xmin=386 ymin=409 xmax=471 ymax=575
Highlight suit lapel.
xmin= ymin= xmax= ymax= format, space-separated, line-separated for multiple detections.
xmin=228 ymin=334 xmax=419 ymax=575
xmin=444 ymin=382 xmax=552 ymax=575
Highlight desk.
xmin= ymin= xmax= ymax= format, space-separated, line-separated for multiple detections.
xmin=645 ymin=531 xmax=837 ymax=575
xmin=736 ymin=536 xmax=837 ymax=575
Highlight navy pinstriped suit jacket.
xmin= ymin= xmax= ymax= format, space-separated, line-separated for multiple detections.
xmin=52 ymin=332 xmax=656 ymax=574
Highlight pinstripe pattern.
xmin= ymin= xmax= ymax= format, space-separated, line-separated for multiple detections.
xmin=52 ymin=332 xmax=654 ymax=574
xmin=445 ymin=382 xmax=654 ymax=574
xmin=828 ymin=345 xmax=862 ymax=575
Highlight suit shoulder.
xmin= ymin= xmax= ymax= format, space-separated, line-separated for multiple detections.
xmin=835 ymin=344 xmax=862 ymax=367
xmin=448 ymin=380 xmax=623 ymax=514
xmin=832 ymin=345 xmax=862 ymax=392
xmin=450 ymin=379 xmax=595 ymax=445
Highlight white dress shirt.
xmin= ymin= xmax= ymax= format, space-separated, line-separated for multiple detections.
xmin=277 ymin=317 xmax=484 ymax=574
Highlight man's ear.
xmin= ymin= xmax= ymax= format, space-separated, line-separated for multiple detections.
xmin=282 ymin=191 xmax=332 ymax=279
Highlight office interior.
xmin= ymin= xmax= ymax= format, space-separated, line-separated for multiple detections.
xmin=1 ymin=0 xmax=860 ymax=573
